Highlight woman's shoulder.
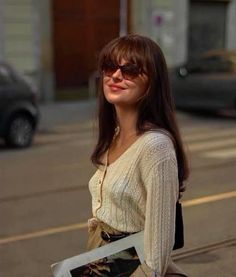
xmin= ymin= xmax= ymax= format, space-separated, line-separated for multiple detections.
xmin=140 ymin=123 xmax=174 ymax=144
xmin=139 ymin=129 xmax=176 ymax=162
xmin=141 ymin=129 xmax=174 ymax=148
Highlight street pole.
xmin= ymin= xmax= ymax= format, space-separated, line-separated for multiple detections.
xmin=0 ymin=0 xmax=5 ymax=59
xmin=36 ymin=0 xmax=55 ymax=102
xmin=120 ymin=0 xmax=127 ymax=36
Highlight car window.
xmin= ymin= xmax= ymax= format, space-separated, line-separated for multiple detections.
xmin=0 ymin=66 xmax=14 ymax=86
xmin=186 ymin=55 xmax=233 ymax=74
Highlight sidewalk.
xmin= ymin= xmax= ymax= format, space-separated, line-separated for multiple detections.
xmin=38 ymin=99 xmax=236 ymax=277
xmin=39 ymin=99 xmax=97 ymax=132
xmin=38 ymin=98 xmax=197 ymax=133
xmin=176 ymin=243 xmax=236 ymax=277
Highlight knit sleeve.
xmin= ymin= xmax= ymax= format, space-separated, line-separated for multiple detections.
xmin=141 ymin=135 xmax=179 ymax=276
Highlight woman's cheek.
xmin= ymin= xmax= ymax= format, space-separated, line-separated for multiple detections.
xmin=103 ymin=85 xmax=111 ymax=102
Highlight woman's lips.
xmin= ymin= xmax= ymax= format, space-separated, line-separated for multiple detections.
xmin=108 ymin=84 xmax=126 ymax=91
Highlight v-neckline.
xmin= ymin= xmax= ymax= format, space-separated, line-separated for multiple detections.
xmin=101 ymin=128 xmax=169 ymax=171
xmin=106 ymin=132 xmax=147 ymax=168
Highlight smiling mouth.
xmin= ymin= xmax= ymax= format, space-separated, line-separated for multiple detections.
xmin=109 ymin=85 xmax=126 ymax=90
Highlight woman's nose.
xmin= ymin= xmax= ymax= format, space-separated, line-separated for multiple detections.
xmin=111 ymin=68 xmax=123 ymax=81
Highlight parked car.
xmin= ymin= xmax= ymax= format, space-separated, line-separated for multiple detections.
xmin=170 ymin=50 xmax=236 ymax=113
xmin=0 ymin=63 xmax=40 ymax=148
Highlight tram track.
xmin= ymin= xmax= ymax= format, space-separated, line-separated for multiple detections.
xmin=172 ymin=237 xmax=236 ymax=261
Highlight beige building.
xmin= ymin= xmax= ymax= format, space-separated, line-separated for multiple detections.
xmin=0 ymin=0 xmax=236 ymax=102
xmin=132 ymin=0 xmax=236 ymax=65
xmin=0 ymin=0 xmax=54 ymax=102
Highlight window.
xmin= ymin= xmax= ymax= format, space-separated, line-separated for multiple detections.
xmin=0 ymin=66 xmax=14 ymax=86
xmin=186 ymin=55 xmax=233 ymax=73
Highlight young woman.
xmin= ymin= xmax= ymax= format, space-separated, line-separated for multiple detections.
xmin=86 ymin=34 xmax=189 ymax=276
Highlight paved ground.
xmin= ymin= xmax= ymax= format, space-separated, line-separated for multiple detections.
xmin=39 ymin=99 xmax=97 ymax=131
xmin=39 ymin=100 xmax=236 ymax=277
xmin=1 ymin=99 xmax=236 ymax=277
xmin=177 ymin=244 xmax=236 ymax=277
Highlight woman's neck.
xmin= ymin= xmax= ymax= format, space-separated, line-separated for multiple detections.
xmin=114 ymin=105 xmax=139 ymax=143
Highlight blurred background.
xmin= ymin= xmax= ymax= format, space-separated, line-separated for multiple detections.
xmin=0 ymin=0 xmax=235 ymax=102
xmin=0 ymin=0 xmax=236 ymax=276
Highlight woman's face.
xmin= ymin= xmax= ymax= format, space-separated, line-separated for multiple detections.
xmin=103 ymin=59 xmax=149 ymax=107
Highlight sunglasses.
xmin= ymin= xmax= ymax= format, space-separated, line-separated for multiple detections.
xmin=102 ymin=61 xmax=142 ymax=80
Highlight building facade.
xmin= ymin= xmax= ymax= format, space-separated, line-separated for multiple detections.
xmin=0 ymin=0 xmax=54 ymax=102
xmin=131 ymin=0 xmax=236 ymax=65
xmin=0 ymin=0 xmax=235 ymax=102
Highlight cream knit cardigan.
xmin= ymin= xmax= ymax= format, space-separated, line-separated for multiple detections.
xmin=89 ymin=131 xmax=180 ymax=276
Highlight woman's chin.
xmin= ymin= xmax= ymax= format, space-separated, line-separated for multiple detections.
xmin=107 ymin=98 xmax=134 ymax=106
xmin=105 ymin=95 xmax=127 ymax=105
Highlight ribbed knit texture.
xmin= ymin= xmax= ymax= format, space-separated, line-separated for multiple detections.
xmin=89 ymin=131 xmax=179 ymax=276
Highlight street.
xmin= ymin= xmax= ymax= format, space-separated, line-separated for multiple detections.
xmin=0 ymin=101 xmax=236 ymax=277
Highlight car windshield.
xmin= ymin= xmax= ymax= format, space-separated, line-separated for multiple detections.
xmin=186 ymin=53 xmax=236 ymax=74
xmin=0 ymin=65 xmax=16 ymax=84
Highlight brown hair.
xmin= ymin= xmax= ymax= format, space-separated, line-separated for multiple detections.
xmin=91 ymin=34 xmax=189 ymax=193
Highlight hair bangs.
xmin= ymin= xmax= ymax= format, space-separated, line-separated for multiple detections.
xmin=99 ymin=36 xmax=149 ymax=74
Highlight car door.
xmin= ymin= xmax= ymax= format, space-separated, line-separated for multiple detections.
xmin=210 ymin=56 xmax=236 ymax=110
xmin=0 ymin=65 xmax=17 ymax=123
xmin=174 ymin=55 xmax=236 ymax=110
xmin=172 ymin=59 xmax=214 ymax=109
xmin=0 ymin=68 xmax=11 ymax=111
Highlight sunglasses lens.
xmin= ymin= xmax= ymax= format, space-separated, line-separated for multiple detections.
xmin=102 ymin=62 xmax=118 ymax=77
xmin=121 ymin=64 xmax=140 ymax=80
xmin=102 ymin=61 xmax=141 ymax=79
